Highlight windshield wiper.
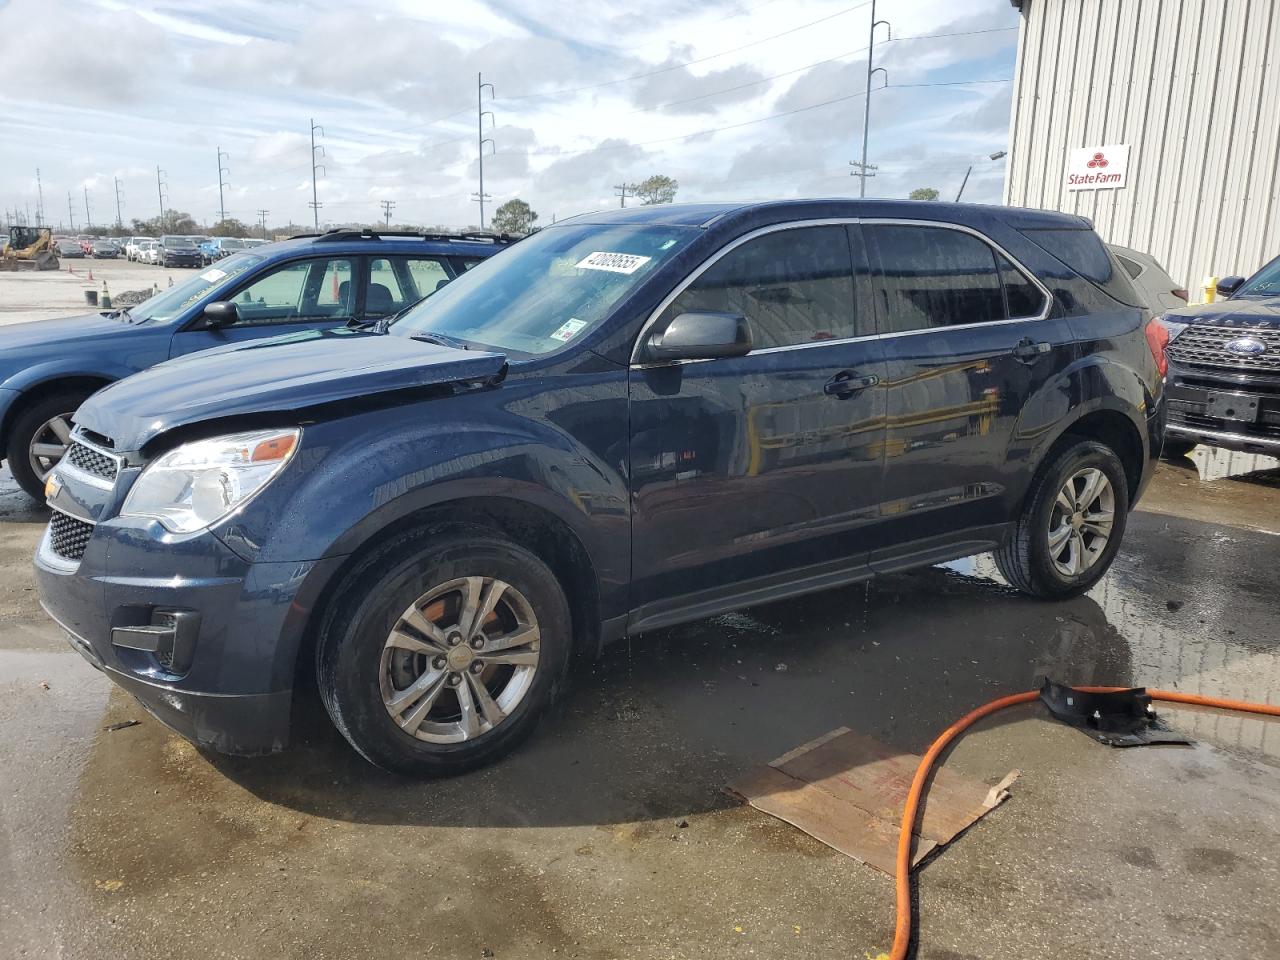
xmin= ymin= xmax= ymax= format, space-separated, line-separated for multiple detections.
xmin=110 ymin=306 xmax=134 ymax=323
xmin=410 ymin=331 xmax=469 ymax=350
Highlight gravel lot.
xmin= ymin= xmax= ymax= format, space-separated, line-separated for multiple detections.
xmin=1 ymin=265 xmax=1278 ymax=960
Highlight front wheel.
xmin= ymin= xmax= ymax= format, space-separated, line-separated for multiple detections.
xmin=317 ymin=528 xmax=573 ymax=776
xmin=993 ymin=439 xmax=1129 ymax=600
xmin=5 ymin=390 xmax=93 ymax=501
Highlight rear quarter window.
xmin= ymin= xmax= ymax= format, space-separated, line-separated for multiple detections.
xmin=1020 ymin=228 xmax=1144 ymax=308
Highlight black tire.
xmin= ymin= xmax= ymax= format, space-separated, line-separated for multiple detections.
xmin=993 ymin=439 xmax=1130 ymax=600
xmin=1160 ymin=439 xmax=1197 ymax=459
xmin=4 ymin=389 xmax=93 ymax=501
xmin=317 ymin=526 xmax=573 ymax=776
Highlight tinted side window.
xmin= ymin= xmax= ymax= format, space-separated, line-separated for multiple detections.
xmin=996 ymin=253 xmax=1048 ymax=318
xmin=1020 ymin=228 xmax=1143 ymax=307
xmin=230 ymin=257 xmax=354 ymax=325
xmin=664 ymin=226 xmax=861 ymax=349
xmin=868 ymin=225 xmax=1005 ymax=332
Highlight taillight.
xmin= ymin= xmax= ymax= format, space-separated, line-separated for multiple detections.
xmin=1145 ymin=317 xmax=1170 ymax=377
xmin=1171 ymin=288 xmax=1189 ymax=302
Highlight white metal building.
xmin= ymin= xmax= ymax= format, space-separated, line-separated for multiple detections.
xmin=1003 ymin=0 xmax=1280 ymax=296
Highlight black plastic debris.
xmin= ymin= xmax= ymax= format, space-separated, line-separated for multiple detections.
xmin=1038 ymin=679 xmax=1192 ymax=747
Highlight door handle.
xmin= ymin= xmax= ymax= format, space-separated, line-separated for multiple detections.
xmin=1012 ymin=337 xmax=1051 ymax=362
xmin=824 ymin=370 xmax=880 ymax=399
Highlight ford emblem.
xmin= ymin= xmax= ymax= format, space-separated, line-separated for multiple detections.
xmin=1225 ymin=337 xmax=1267 ymax=356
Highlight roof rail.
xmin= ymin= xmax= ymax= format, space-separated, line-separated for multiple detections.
xmin=304 ymin=227 xmax=517 ymax=244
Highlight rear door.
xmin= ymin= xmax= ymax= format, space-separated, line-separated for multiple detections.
xmin=863 ymin=220 xmax=1067 ymax=567
xmin=170 ymin=255 xmax=358 ymax=357
xmin=365 ymin=255 xmax=455 ymax=320
xmin=628 ymin=223 xmax=888 ymax=627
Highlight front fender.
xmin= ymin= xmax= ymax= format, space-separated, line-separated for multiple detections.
xmin=0 ymin=357 xmax=142 ymax=395
xmin=212 ymin=390 xmax=630 ymax=615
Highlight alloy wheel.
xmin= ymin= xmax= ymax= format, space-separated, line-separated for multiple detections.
xmin=379 ymin=576 xmax=540 ymax=743
xmin=28 ymin=413 xmax=75 ymax=482
xmin=1047 ymin=467 xmax=1115 ymax=577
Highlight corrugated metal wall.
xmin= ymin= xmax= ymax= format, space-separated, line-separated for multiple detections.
xmin=1004 ymin=0 xmax=1280 ymax=296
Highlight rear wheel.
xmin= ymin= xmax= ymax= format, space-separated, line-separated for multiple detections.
xmin=5 ymin=390 xmax=93 ymax=501
xmin=994 ymin=439 xmax=1129 ymax=599
xmin=317 ymin=528 xmax=572 ymax=776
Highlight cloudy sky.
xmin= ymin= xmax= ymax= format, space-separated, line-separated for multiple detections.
xmin=0 ymin=0 xmax=1020 ymax=232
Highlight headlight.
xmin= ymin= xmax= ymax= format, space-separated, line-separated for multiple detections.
xmin=122 ymin=429 xmax=300 ymax=534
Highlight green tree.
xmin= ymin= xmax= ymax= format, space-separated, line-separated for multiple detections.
xmin=129 ymin=210 xmax=200 ymax=235
xmin=908 ymin=187 xmax=940 ymax=201
xmin=210 ymin=217 xmax=251 ymax=237
xmin=491 ymin=198 xmax=538 ymax=235
xmin=635 ymin=174 xmax=679 ymax=205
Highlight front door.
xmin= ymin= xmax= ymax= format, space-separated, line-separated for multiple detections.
xmin=862 ymin=221 xmax=1070 ymax=566
xmin=171 ymin=255 xmax=359 ymax=357
xmin=628 ymin=223 xmax=887 ymax=629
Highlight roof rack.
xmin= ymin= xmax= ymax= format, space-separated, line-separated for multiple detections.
xmin=301 ymin=228 xmax=517 ymax=244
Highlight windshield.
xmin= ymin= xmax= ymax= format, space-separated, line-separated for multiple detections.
xmin=1236 ymin=257 xmax=1280 ymax=299
xmin=161 ymin=235 xmax=193 ymax=247
xmin=391 ymin=223 xmax=697 ymax=355
xmin=126 ymin=253 xmax=262 ymax=323
xmin=220 ymin=239 xmax=244 ymax=250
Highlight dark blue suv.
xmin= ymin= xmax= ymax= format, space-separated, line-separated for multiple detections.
xmin=1161 ymin=254 xmax=1280 ymax=457
xmin=34 ymin=200 xmax=1168 ymax=775
xmin=0 ymin=229 xmax=506 ymax=499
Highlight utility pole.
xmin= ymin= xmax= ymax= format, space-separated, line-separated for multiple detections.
xmin=856 ymin=0 xmax=891 ymax=198
xmin=473 ymin=72 xmax=495 ymax=229
xmin=217 ymin=147 xmax=231 ymax=224
xmin=614 ymin=182 xmax=637 ymax=208
xmin=156 ymin=165 xmax=167 ymax=225
xmin=309 ymin=119 xmax=325 ymax=230
xmin=380 ymin=200 xmax=395 ymax=226
xmin=67 ymin=192 xmax=76 ymax=231
xmin=83 ymin=186 xmax=93 ymax=230
xmin=35 ymin=167 xmax=45 ymax=226
xmin=114 ymin=177 xmax=124 ymax=228
xmin=257 ymin=208 xmax=269 ymax=240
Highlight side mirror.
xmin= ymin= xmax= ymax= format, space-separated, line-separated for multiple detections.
xmin=203 ymin=301 xmax=239 ymax=328
xmin=1216 ymin=276 xmax=1245 ymax=298
xmin=647 ymin=312 xmax=752 ymax=362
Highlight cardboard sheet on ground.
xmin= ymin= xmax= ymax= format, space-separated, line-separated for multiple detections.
xmin=727 ymin=727 xmax=1018 ymax=875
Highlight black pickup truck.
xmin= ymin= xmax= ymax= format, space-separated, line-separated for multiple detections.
xmin=1162 ymin=255 xmax=1280 ymax=457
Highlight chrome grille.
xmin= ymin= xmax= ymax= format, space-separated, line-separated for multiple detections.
xmin=66 ymin=441 xmax=119 ymax=481
xmin=48 ymin=510 xmax=94 ymax=562
xmin=1167 ymin=325 xmax=1280 ymax=372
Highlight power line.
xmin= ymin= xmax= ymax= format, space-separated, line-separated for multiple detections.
xmin=593 ymin=26 xmax=1013 ymax=122
xmin=522 ymin=78 xmax=1012 ymax=161
xmin=614 ymin=182 xmax=638 ymax=207
xmin=217 ymin=146 xmax=231 ymax=223
xmin=380 ymin=199 xmax=396 ymax=226
xmin=310 ymin=118 xmax=325 ymax=230
xmin=156 ymin=165 xmax=168 ymax=222
xmin=474 ymin=72 xmax=495 ymax=229
xmin=495 ymin=1 xmax=874 ymax=104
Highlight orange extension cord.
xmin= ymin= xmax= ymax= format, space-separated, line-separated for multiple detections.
xmin=889 ymin=686 xmax=1280 ymax=960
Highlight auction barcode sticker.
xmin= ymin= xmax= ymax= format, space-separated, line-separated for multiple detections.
xmin=575 ymin=251 xmax=652 ymax=275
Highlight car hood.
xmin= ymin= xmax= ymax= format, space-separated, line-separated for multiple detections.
xmin=75 ymin=327 xmax=508 ymax=451
xmin=0 ymin=311 xmax=129 ymax=348
xmin=1164 ymin=296 xmax=1280 ymax=325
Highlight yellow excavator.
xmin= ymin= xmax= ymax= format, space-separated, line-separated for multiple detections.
xmin=0 ymin=225 xmax=60 ymax=271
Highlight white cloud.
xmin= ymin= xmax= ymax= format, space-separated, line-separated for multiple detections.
xmin=1 ymin=0 xmax=1021 ymax=229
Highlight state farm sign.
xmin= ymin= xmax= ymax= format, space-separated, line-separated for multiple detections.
xmin=1065 ymin=144 xmax=1130 ymax=191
